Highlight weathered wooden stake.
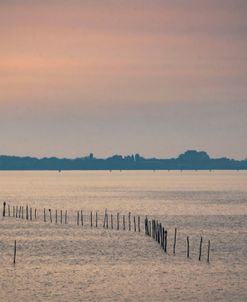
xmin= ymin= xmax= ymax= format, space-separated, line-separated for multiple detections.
xmin=173 ymin=228 xmax=177 ymax=255
xmin=128 ymin=212 xmax=131 ymax=231
xmin=60 ymin=210 xmax=63 ymax=224
xmin=8 ymin=204 xmax=10 ymax=217
xmin=96 ymin=212 xmax=98 ymax=227
xmin=111 ymin=214 xmax=113 ymax=229
xmin=49 ymin=209 xmax=52 ymax=223
xmin=15 ymin=206 xmax=18 ymax=218
xmin=55 ymin=210 xmax=57 ymax=223
xmin=44 ymin=208 xmax=46 ymax=222
xmin=19 ymin=206 xmax=21 ymax=218
xmin=134 ymin=216 xmax=136 ymax=232
xmin=13 ymin=240 xmax=17 ymax=264
xmin=117 ymin=213 xmax=119 ymax=230
xmin=199 ymin=237 xmax=203 ymax=261
xmin=21 ymin=206 xmax=24 ymax=219
xmin=30 ymin=208 xmax=32 ymax=220
xmin=123 ymin=215 xmax=125 ymax=231
xmin=3 ymin=201 xmax=6 ymax=217
xmin=81 ymin=210 xmax=83 ymax=226
xmin=138 ymin=216 xmax=140 ymax=232
xmin=164 ymin=230 xmax=167 ymax=253
xmin=13 ymin=206 xmax=15 ymax=218
xmin=65 ymin=210 xmax=67 ymax=224
xmin=77 ymin=211 xmax=79 ymax=225
xmin=207 ymin=240 xmax=211 ymax=263
xmin=90 ymin=211 xmax=93 ymax=227
xmin=187 ymin=236 xmax=190 ymax=258
xmin=106 ymin=210 xmax=108 ymax=229
xmin=26 ymin=205 xmax=28 ymax=220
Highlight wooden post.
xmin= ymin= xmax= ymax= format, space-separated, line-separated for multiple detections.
xmin=16 ymin=206 xmax=18 ymax=218
xmin=65 ymin=211 xmax=67 ymax=224
xmin=162 ymin=227 xmax=165 ymax=249
xmin=55 ymin=210 xmax=57 ymax=223
xmin=117 ymin=213 xmax=119 ymax=230
xmin=3 ymin=201 xmax=6 ymax=217
xmin=199 ymin=237 xmax=203 ymax=261
xmin=187 ymin=236 xmax=190 ymax=258
xmin=13 ymin=240 xmax=16 ymax=265
xmin=19 ymin=206 xmax=21 ymax=218
xmin=173 ymin=228 xmax=177 ymax=255
xmin=8 ymin=204 xmax=10 ymax=217
xmin=44 ymin=208 xmax=46 ymax=222
xmin=81 ymin=210 xmax=83 ymax=226
xmin=30 ymin=208 xmax=32 ymax=220
xmin=26 ymin=205 xmax=28 ymax=220
xmin=128 ymin=212 xmax=131 ymax=231
xmin=90 ymin=211 xmax=93 ymax=227
xmin=49 ymin=209 xmax=52 ymax=223
xmin=123 ymin=215 xmax=125 ymax=231
xmin=207 ymin=240 xmax=210 ymax=263
xmin=134 ymin=216 xmax=136 ymax=232
xmin=13 ymin=206 xmax=15 ymax=218
xmin=77 ymin=211 xmax=79 ymax=225
xmin=106 ymin=210 xmax=108 ymax=229
xmin=22 ymin=207 xmax=24 ymax=219
xmin=111 ymin=214 xmax=113 ymax=229
xmin=164 ymin=230 xmax=167 ymax=253
xmin=35 ymin=208 xmax=37 ymax=220
xmin=138 ymin=216 xmax=140 ymax=232
xmin=96 ymin=212 xmax=98 ymax=227
xmin=60 ymin=210 xmax=62 ymax=224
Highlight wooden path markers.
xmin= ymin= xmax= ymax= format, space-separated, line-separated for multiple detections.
xmin=3 ymin=201 xmax=6 ymax=217
xmin=60 ymin=210 xmax=62 ymax=224
xmin=123 ymin=215 xmax=125 ymax=231
xmin=134 ymin=216 xmax=136 ymax=232
xmin=55 ymin=210 xmax=57 ymax=223
xmin=65 ymin=210 xmax=67 ymax=224
xmin=164 ymin=230 xmax=167 ymax=253
xmin=90 ymin=211 xmax=93 ymax=227
xmin=49 ymin=209 xmax=52 ymax=223
xmin=81 ymin=210 xmax=83 ymax=226
xmin=8 ymin=205 xmax=10 ymax=217
xmin=173 ymin=228 xmax=177 ymax=255
xmin=96 ymin=212 xmax=98 ymax=227
xmin=117 ymin=213 xmax=119 ymax=230
xmin=111 ymin=214 xmax=113 ymax=229
xmin=128 ymin=212 xmax=131 ymax=231
xmin=187 ymin=236 xmax=190 ymax=258
xmin=138 ymin=216 xmax=140 ymax=232
xmin=77 ymin=211 xmax=79 ymax=225
xmin=44 ymin=209 xmax=46 ymax=222
xmin=13 ymin=240 xmax=16 ymax=265
xmin=207 ymin=240 xmax=211 ymax=263
xmin=199 ymin=237 xmax=203 ymax=261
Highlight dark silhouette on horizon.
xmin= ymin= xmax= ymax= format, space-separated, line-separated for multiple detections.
xmin=0 ymin=150 xmax=246 ymax=170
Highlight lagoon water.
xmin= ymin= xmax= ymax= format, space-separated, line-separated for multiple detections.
xmin=0 ymin=171 xmax=247 ymax=302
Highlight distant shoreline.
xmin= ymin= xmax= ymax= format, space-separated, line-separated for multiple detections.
xmin=0 ymin=150 xmax=246 ymax=171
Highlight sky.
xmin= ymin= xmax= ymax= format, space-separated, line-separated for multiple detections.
xmin=0 ymin=0 xmax=246 ymax=159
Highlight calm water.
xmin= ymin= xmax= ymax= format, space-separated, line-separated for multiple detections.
xmin=0 ymin=171 xmax=246 ymax=302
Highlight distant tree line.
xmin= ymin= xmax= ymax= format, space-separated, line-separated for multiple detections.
xmin=0 ymin=150 xmax=246 ymax=170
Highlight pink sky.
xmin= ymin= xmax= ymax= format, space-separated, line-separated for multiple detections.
xmin=0 ymin=1 xmax=246 ymax=158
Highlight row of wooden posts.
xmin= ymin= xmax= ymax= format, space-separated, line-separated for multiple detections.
xmin=2 ymin=201 xmax=37 ymax=220
xmin=75 ymin=209 xmax=141 ymax=232
xmin=144 ymin=217 xmax=210 ymax=262
xmin=2 ymin=202 xmax=210 ymax=264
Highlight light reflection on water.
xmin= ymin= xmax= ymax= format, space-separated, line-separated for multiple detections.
xmin=0 ymin=171 xmax=247 ymax=301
